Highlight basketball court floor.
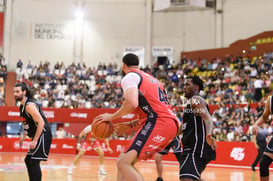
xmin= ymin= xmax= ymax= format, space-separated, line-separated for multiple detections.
xmin=0 ymin=152 xmax=272 ymax=181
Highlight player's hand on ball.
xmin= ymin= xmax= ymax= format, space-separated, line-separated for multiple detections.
xmin=93 ymin=113 xmax=113 ymax=124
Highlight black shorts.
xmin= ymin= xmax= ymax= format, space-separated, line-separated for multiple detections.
xmin=264 ymin=137 xmax=273 ymax=154
xmin=179 ymin=153 xmax=208 ymax=180
xmin=27 ymin=129 xmax=52 ymax=161
xmin=158 ymin=136 xmax=182 ymax=155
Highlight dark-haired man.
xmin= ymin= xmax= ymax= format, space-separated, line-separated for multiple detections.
xmin=13 ymin=82 xmax=52 ymax=181
xmin=180 ymin=76 xmax=216 ymax=181
xmin=93 ymin=53 xmax=181 ymax=181
xmin=252 ymin=95 xmax=273 ymax=181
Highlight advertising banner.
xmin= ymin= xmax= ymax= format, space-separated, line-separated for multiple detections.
xmin=0 ymin=138 xmax=270 ymax=168
xmin=0 ymin=107 xmax=138 ymax=123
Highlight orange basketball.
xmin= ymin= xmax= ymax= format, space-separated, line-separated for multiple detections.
xmin=92 ymin=120 xmax=113 ymax=139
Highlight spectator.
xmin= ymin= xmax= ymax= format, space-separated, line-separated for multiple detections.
xmin=56 ymin=127 xmax=66 ymax=138
xmin=17 ymin=59 xmax=23 ymax=69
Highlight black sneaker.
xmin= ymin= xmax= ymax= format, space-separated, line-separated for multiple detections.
xmin=156 ymin=177 xmax=163 ymax=181
xmin=251 ymin=165 xmax=256 ymax=171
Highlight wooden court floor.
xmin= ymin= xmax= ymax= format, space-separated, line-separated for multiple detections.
xmin=0 ymin=152 xmax=272 ymax=181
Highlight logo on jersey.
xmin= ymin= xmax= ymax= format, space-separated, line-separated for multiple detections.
xmin=141 ymin=122 xmax=152 ymax=136
xmin=136 ymin=140 xmax=143 ymax=147
xmin=182 ymin=123 xmax=187 ymax=130
xmin=148 ymin=144 xmax=159 ymax=150
xmin=230 ymin=147 xmax=245 ymax=161
xmin=152 ymin=135 xmax=166 ymax=143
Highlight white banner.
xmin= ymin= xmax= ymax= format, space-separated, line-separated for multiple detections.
xmin=152 ymin=47 xmax=174 ymax=64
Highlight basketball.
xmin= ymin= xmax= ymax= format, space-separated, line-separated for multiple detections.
xmin=92 ymin=120 xmax=113 ymax=139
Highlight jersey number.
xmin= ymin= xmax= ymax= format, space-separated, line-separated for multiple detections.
xmin=158 ymin=87 xmax=169 ymax=105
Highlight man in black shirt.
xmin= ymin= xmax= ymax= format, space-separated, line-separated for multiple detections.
xmin=252 ymin=95 xmax=273 ymax=181
xmin=251 ymin=123 xmax=269 ymax=171
xmin=180 ymin=76 xmax=216 ymax=181
xmin=14 ymin=82 xmax=52 ymax=181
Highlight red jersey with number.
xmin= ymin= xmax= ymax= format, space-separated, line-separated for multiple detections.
xmin=128 ymin=69 xmax=179 ymax=126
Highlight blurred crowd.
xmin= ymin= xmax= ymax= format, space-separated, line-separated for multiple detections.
xmin=0 ymin=54 xmax=7 ymax=106
xmin=1 ymin=51 xmax=273 ymax=141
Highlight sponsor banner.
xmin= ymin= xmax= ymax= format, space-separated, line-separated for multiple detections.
xmin=0 ymin=138 xmax=269 ymax=167
xmin=0 ymin=107 xmax=138 ymax=123
xmin=152 ymin=46 xmax=174 ymax=64
xmin=0 ymin=137 xmax=31 ymax=152
xmin=0 ymin=105 xmax=259 ymax=123
xmin=209 ymin=141 xmax=256 ymax=166
xmin=50 ymin=139 xmax=76 ymax=154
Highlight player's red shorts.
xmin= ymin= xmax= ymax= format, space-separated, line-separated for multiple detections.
xmin=80 ymin=140 xmax=101 ymax=151
xmin=125 ymin=117 xmax=178 ymax=160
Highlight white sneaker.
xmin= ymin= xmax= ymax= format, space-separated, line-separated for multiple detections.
xmin=67 ymin=167 xmax=73 ymax=175
xmin=98 ymin=169 xmax=107 ymax=175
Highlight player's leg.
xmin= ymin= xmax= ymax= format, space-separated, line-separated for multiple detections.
xmin=117 ymin=150 xmax=142 ymax=181
xmin=260 ymin=152 xmax=273 ymax=181
xmin=73 ymin=149 xmax=86 ymax=165
xmin=94 ymin=146 xmax=107 ymax=175
xmin=30 ymin=159 xmax=42 ymax=181
xmin=117 ymin=118 xmax=177 ymax=181
xmin=67 ymin=149 xmax=86 ymax=174
xmin=154 ymin=153 xmax=164 ymax=181
xmin=28 ymin=131 xmax=52 ymax=180
xmin=180 ymin=154 xmax=206 ymax=181
xmin=154 ymin=141 xmax=172 ymax=181
xmin=24 ymin=155 xmax=33 ymax=180
xmin=260 ymin=138 xmax=273 ymax=181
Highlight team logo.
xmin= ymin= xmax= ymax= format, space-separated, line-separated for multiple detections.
xmin=230 ymin=147 xmax=245 ymax=161
xmin=152 ymin=135 xmax=165 ymax=143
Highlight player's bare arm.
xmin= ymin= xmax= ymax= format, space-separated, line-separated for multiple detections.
xmin=252 ymin=96 xmax=271 ymax=135
xmin=26 ymin=103 xmax=45 ymax=149
xmin=192 ymin=96 xmax=216 ymax=149
xmin=114 ymin=119 xmax=139 ymax=136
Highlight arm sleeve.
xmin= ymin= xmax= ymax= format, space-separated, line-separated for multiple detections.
xmin=121 ymin=72 xmax=141 ymax=92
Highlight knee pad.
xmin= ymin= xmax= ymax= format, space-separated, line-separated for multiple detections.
xmin=260 ymin=155 xmax=272 ymax=177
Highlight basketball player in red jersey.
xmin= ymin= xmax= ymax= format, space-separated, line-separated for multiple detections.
xmin=94 ymin=53 xmax=181 ymax=181
xmin=67 ymin=124 xmax=113 ymax=175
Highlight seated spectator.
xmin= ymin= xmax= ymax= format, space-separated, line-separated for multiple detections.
xmin=56 ymin=127 xmax=66 ymax=138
